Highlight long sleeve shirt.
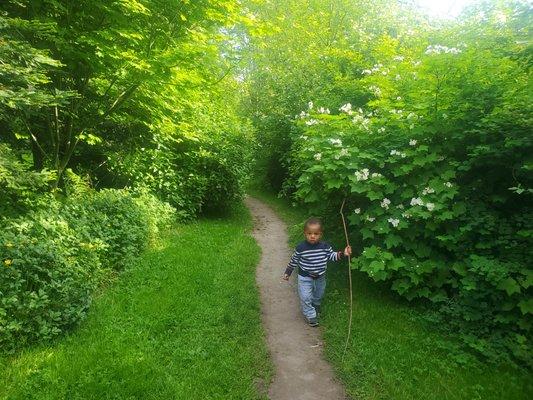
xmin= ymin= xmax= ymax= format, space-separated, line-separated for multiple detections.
xmin=285 ymin=241 xmax=343 ymax=278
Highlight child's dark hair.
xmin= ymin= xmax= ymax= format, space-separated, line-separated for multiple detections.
xmin=304 ymin=217 xmax=323 ymax=231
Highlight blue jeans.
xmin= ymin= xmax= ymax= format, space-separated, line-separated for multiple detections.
xmin=297 ymin=274 xmax=326 ymax=320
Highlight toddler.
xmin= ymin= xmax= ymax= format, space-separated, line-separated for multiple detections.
xmin=283 ymin=217 xmax=351 ymax=326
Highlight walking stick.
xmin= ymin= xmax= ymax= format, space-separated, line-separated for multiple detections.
xmin=339 ymin=198 xmax=353 ymax=361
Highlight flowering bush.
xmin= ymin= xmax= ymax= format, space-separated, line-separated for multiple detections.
xmin=281 ymin=35 xmax=532 ymax=363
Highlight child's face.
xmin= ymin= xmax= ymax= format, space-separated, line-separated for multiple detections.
xmin=304 ymin=223 xmax=323 ymax=244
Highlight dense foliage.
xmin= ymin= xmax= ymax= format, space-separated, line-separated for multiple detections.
xmin=0 ymin=145 xmax=176 ymax=350
xmin=0 ymin=0 xmax=253 ymax=350
xmin=243 ymin=0 xmax=532 ymax=365
xmin=1 ymin=0 xmax=253 ymax=218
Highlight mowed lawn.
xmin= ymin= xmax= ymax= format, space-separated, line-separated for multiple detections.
xmin=250 ymin=189 xmax=532 ymax=400
xmin=0 ymin=204 xmax=271 ymax=400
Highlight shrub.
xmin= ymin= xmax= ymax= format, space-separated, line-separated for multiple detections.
xmin=61 ymin=189 xmax=151 ymax=270
xmin=132 ymin=187 xmax=176 ymax=241
xmin=0 ymin=213 xmax=104 ymax=351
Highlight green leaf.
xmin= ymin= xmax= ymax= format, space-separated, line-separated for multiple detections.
xmin=518 ymin=299 xmax=533 ymax=315
xmin=497 ymin=277 xmax=521 ymax=296
xmin=384 ymin=234 xmax=401 ymax=249
xmin=369 ymin=260 xmax=385 ymax=271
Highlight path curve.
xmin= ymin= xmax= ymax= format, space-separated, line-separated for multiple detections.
xmin=245 ymin=197 xmax=348 ymax=400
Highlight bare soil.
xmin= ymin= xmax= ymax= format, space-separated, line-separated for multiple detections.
xmin=246 ymin=197 xmax=348 ymax=400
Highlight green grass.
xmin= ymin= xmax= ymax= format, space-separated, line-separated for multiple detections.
xmin=0 ymin=204 xmax=272 ymax=400
xmin=249 ymin=189 xmax=533 ymax=400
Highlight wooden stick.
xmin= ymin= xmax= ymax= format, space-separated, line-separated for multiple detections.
xmin=339 ymin=198 xmax=353 ymax=361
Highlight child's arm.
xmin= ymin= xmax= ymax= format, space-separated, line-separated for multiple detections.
xmin=328 ymin=245 xmax=352 ymax=261
xmin=283 ymin=250 xmax=300 ymax=280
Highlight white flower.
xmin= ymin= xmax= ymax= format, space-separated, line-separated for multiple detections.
xmin=422 ymin=187 xmax=435 ymax=195
xmin=402 ymin=212 xmax=411 ymax=219
xmin=371 ymin=172 xmax=382 ymax=178
xmin=318 ymin=107 xmax=330 ymax=114
xmin=425 ymin=45 xmax=462 ymax=55
xmin=387 ymin=218 xmax=400 ymax=227
xmin=314 ymin=153 xmax=322 ymax=161
xmin=369 ymin=85 xmax=381 ymax=96
xmin=306 ymin=119 xmax=319 ymax=126
xmin=366 ymin=216 xmax=375 ymax=222
xmin=378 ymin=127 xmax=386 ymax=133
xmin=339 ymin=148 xmax=349 ymax=157
xmin=397 ymin=204 xmax=404 ymax=209
xmin=329 ymin=138 xmax=342 ymax=146
xmin=426 ymin=203 xmax=435 ymax=211
xmin=444 ymin=182 xmax=453 ymax=188
xmin=299 ymin=111 xmax=309 ymax=119
xmin=355 ymin=168 xmax=370 ymax=181
xmin=308 ymin=101 xmax=314 ymax=109
xmin=396 ymin=96 xmax=402 ymax=101
xmin=362 ymin=69 xmax=372 ymax=75
xmin=410 ymin=197 xmax=424 ymax=206
xmin=390 ymin=149 xmax=406 ymax=157
xmin=393 ymin=56 xmax=405 ymax=61
xmin=339 ymin=103 xmax=353 ymax=114
xmin=409 ymin=139 xmax=417 ymax=146
xmin=380 ymin=198 xmax=391 ymax=209
xmin=354 ymin=208 xmax=361 ymax=214
xmin=300 ymin=135 xmax=308 ymax=140
xmin=407 ymin=112 xmax=416 ymax=120
xmin=395 ymin=74 xmax=401 ymax=81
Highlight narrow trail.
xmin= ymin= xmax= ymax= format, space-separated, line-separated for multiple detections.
xmin=245 ymin=197 xmax=348 ymax=400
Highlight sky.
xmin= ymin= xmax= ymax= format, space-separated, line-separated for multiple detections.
xmin=414 ymin=0 xmax=477 ymax=19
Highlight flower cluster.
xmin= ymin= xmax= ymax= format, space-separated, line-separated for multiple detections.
xmin=390 ymin=149 xmax=407 ymax=158
xmin=387 ymin=217 xmax=400 ymax=227
xmin=335 ymin=148 xmax=349 ymax=159
xmin=422 ymin=187 xmax=435 ymax=195
xmin=317 ymin=107 xmax=330 ymax=114
xmin=306 ymin=119 xmax=319 ymax=126
xmin=329 ymin=138 xmax=342 ymax=146
xmin=354 ymin=168 xmax=370 ymax=181
xmin=410 ymin=197 xmax=424 ymax=206
xmin=380 ymin=198 xmax=391 ymax=209
xmin=425 ymin=45 xmax=462 ymax=55
xmin=368 ymin=85 xmax=382 ymax=97
xmin=409 ymin=139 xmax=417 ymax=146
xmin=339 ymin=103 xmax=353 ymax=114
xmin=314 ymin=153 xmax=322 ymax=161
xmin=361 ymin=63 xmax=385 ymax=75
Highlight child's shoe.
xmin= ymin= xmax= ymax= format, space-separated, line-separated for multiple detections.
xmin=307 ymin=317 xmax=319 ymax=327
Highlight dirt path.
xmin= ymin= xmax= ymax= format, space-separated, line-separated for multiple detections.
xmin=245 ymin=197 xmax=348 ymax=400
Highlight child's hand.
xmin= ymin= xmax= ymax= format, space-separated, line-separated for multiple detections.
xmin=344 ymin=246 xmax=352 ymax=257
xmin=282 ymin=273 xmax=290 ymax=281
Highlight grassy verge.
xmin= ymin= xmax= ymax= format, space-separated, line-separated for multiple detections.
xmin=249 ymin=189 xmax=532 ymax=400
xmin=0 ymin=203 xmax=271 ymax=400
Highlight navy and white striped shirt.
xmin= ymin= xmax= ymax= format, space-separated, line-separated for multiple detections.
xmin=285 ymin=241 xmax=343 ymax=278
